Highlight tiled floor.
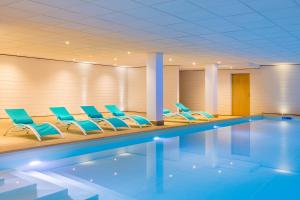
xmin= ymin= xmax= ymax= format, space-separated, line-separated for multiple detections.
xmin=0 ymin=112 xmax=238 ymax=154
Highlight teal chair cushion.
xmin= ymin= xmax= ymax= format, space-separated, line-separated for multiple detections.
xmin=131 ymin=115 xmax=151 ymax=125
xmin=5 ymin=109 xmax=34 ymax=125
xmin=105 ymin=105 xmax=125 ymax=117
xmin=58 ymin=115 xmax=74 ymax=121
xmin=81 ymin=106 xmax=104 ymax=119
xmin=106 ymin=118 xmax=128 ymax=128
xmin=176 ymin=103 xmax=190 ymax=112
xmin=181 ymin=107 xmax=190 ymax=112
xmin=31 ymin=123 xmax=60 ymax=137
xmin=181 ymin=112 xmax=196 ymax=120
xmin=89 ymin=113 xmax=103 ymax=118
xmin=197 ymin=111 xmax=214 ymax=119
xmin=14 ymin=117 xmax=34 ymax=124
xmin=163 ymin=109 xmax=171 ymax=114
xmin=50 ymin=107 xmax=75 ymax=121
xmin=76 ymin=120 xmax=101 ymax=131
xmin=113 ymin=111 xmax=125 ymax=117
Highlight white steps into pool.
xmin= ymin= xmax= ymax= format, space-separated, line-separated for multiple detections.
xmin=26 ymin=171 xmax=99 ymax=200
xmin=45 ymin=172 xmax=135 ymax=200
xmin=0 ymin=176 xmax=4 ymax=185
xmin=0 ymin=170 xmax=36 ymax=200
xmin=0 ymin=170 xmax=99 ymax=200
xmin=13 ymin=171 xmax=68 ymax=200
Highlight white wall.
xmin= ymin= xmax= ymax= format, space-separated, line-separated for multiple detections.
xmin=0 ymin=55 xmax=125 ymax=116
xmin=3 ymin=54 xmax=299 ymax=117
xmin=180 ymin=69 xmax=261 ymax=115
xmin=127 ymin=67 xmax=146 ymax=112
xmin=256 ymin=65 xmax=300 ymax=114
xmin=217 ymin=66 xmax=300 ymax=115
xmin=127 ymin=66 xmax=179 ymax=112
xmin=217 ymin=69 xmax=261 ymax=115
xmin=164 ymin=66 xmax=179 ymax=111
xmin=0 ymin=55 xmax=180 ymax=117
xmin=179 ymin=70 xmax=205 ymax=111
xmin=180 ymin=65 xmax=300 ymax=115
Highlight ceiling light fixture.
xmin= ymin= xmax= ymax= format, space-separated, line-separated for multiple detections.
xmin=192 ymin=62 xmax=196 ymax=66
xmin=169 ymin=58 xmax=173 ymax=62
xmin=113 ymin=57 xmax=118 ymax=61
xmin=65 ymin=41 xmax=70 ymax=45
xmin=127 ymin=51 xmax=131 ymax=55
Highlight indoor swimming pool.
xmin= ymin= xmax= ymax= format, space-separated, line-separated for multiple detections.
xmin=1 ymin=116 xmax=300 ymax=200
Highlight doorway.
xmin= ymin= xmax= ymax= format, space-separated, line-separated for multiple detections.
xmin=232 ymin=74 xmax=250 ymax=116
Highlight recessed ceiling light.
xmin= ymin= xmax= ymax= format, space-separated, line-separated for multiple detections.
xmin=169 ymin=58 xmax=173 ymax=62
xmin=127 ymin=51 xmax=131 ymax=55
xmin=192 ymin=62 xmax=196 ymax=66
xmin=113 ymin=57 xmax=118 ymax=61
xmin=65 ymin=41 xmax=70 ymax=45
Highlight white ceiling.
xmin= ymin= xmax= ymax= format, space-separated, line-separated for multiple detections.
xmin=1 ymin=0 xmax=300 ymax=69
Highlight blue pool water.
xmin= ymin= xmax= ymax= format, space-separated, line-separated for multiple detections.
xmin=1 ymin=117 xmax=300 ymax=199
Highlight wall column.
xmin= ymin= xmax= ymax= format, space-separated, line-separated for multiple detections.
xmin=147 ymin=52 xmax=164 ymax=125
xmin=205 ymin=64 xmax=218 ymax=114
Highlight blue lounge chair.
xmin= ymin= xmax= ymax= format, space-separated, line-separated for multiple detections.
xmin=175 ymin=103 xmax=215 ymax=120
xmin=50 ymin=107 xmax=103 ymax=135
xmin=163 ymin=109 xmax=197 ymax=121
xmin=81 ymin=106 xmax=130 ymax=131
xmin=105 ymin=105 xmax=152 ymax=128
xmin=5 ymin=109 xmax=63 ymax=141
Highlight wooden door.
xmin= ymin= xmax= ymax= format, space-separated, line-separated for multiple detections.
xmin=232 ymin=74 xmax=250 ymax=116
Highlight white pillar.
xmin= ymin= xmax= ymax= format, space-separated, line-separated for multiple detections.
xmin=205 ymin=64 xmax=218 ymax=114
xmin=147 ymin=52 xmax=164 ymax=124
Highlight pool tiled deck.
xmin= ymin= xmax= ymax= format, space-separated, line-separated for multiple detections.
xmin=0 ymin=112 xmax=239 ymax=154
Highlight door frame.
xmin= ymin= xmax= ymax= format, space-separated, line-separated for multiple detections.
xmin=231 ymin=73 xmax=250 ymax=116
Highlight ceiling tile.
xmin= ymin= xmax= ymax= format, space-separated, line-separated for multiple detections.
xmin=1 ymin=0 xmax=300 ymax=67
xmin=123 ymin=7 xmax=184 ymax=25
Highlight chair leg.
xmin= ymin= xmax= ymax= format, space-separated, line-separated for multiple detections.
xmin=4 ymin=126 xmax=15 ymax=136
xmin=66 ymin=124 xmax=71 ymax=132
xmin=4 ymin=126 xmax=25 ymax=136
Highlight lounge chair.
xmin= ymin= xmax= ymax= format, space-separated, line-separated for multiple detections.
xmin=5 ymin=108 xmax=63 ymax=141
xmin=163 ymin=109 xmax=197 ymax=121
xmin=50 ymin=107 xmax=103 ymax=135
xmin=175 ymin=103 xmax=215 ymax=120
xmin=81 ymin=105 xmax=130 ymax=131
xmin=105 ymin=105 xmax=152 ymax=127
